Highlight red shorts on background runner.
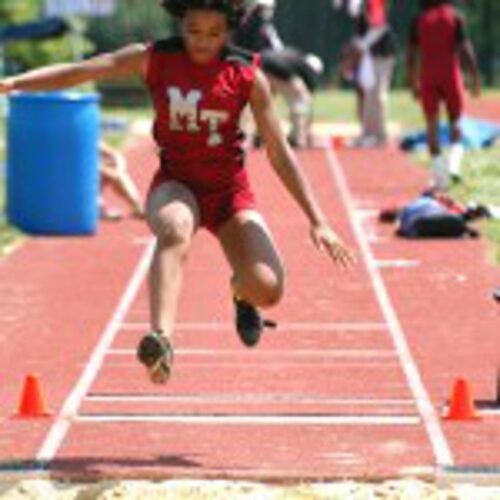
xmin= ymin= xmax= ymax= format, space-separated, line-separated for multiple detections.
xmin=420 ymin=73 xmax=465 ymax=120
xmin=148 ymin=166 xmax=257 ymax=235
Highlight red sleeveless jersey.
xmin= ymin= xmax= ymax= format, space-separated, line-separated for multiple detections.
xmin=411 ymin=5 xmax=466 ymax=81
xmin=145 ymin=37 xmax=259 ymax=190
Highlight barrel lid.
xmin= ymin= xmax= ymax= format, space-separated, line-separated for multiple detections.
xmin=10 ymin=91 xmax=100 ymax=103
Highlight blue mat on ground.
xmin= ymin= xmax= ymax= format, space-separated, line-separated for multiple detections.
xmin=400 ymin=116 xmax=500 ymax=152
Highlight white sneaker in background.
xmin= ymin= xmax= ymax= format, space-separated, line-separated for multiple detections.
xmin=448 ymin=142 xmax=465 ymax=182
xmin=431 ymin=155 xmax=450 ymax=191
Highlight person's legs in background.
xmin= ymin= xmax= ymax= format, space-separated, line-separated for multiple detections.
xmin=101 ymin=164 xmax=144 ymax=218
xmin=445 ymin=81 xmax=466 ymax=183
xmin=266 ymin=74 xmax=312 ymax=148
xmin=100 ymin=141 xmax=144 ymax=219
xmin=421 ymin=81 xmax=449 ymax=191
xmin=358 ymin=56 xmax=394 ymax=147
xmin=448 ymin=120 xmax=464 ymax=183
xmin=373 ymin=56 xmax=395 ymax=143
xmin=427 ymin=114 xmax=449 ymax=191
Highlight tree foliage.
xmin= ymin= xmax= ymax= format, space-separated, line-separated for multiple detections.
xmin=0 ymin=0 xmax=93 ymax=73
xmin=87 ymin=0 xmax=172 ymax=53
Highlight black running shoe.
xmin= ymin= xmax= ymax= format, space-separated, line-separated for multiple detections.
xmin=234 ymin=298 xmax=277 ymax=348
xmin=137 ymin=332 xmax=174 ymax=385
xmin=493 ymin=288 xmax=500 ymax=303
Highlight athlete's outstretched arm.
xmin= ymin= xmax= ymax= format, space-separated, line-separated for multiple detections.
xmin=455 ymin=14 xmax=480 ymax=97
xmin=459 ymin=41 xmax=481 ymax=97
xmin=250 ymin=70 xmax=354 ymax=267
xmin=0 ymin=44 xmax=148 ymax=94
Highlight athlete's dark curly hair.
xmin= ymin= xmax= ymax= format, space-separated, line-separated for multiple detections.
xmin=161 ymin=0 xmax=245 ymax=28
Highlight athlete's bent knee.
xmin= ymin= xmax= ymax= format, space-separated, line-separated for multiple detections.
xmin=261 ymin=286 xmax=283 ymax=308
xmin=153 ymin=212 xmax=194 ymax=249
xmin=255 ymin=275 xmax=284 ymax=308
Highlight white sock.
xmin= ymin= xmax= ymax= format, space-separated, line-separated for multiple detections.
xmin=448 ymin=142 xmax=465 ymax=178
xmin=431 ymin=155 xmax=449 ymax=191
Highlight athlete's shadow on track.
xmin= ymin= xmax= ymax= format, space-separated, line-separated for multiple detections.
xmin=0 ymin=454 xmax=212 ymax=480
xmin=476 ymin=399 xmax=500 ymax=410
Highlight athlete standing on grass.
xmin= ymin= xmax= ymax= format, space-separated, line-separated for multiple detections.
xmin=0 ymin=0 xmax=354 ymax=385
xmin=407 ymin=0 xmax=480 ymax=191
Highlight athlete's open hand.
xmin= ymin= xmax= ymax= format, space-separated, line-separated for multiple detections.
xmin=310 ymin=223 xmax=356 ymax=268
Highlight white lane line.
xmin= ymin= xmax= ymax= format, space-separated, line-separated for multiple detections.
xmin=85 ymin=394 xmax=415 ymax=406
xmin=119 ymin=321 xmax=388 ymax=332
xmin=353 ymin=209 xmax=379 ymax=220
xmin=102 ymin=363 xmax=399 ymax=370
xmin=322 ymin=145 xmax=454 ymax=467
xmin=367 ymin=233 xmax=387 ymax=244
xmin=474 ymin=409 xmax=500 ymax=416
xmin=376 ymin=260 xmax=420 ymax=269
xmin=106 ymin=348 xmax=396 ymax=358
xmin=76 ymin=414 xmax=420 ymax=426
xmin=132 ymin=237 xmax=152 ymax=246
xmin=36 ymin=240 xmax=156 ymax=463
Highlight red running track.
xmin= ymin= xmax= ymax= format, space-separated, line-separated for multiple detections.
xmin=0 ymin=134 xmax=499 ymax=481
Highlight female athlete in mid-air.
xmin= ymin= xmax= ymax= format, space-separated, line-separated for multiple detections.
xmin=0 ymin=0 xmax=354 ymax=384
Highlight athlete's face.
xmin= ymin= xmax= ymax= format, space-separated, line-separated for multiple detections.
xmin=183 ymin=10 xmax=230 ymax=64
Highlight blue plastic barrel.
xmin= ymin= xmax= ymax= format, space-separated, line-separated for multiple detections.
xmin=6 ymin=92 xmax=100 ymax=235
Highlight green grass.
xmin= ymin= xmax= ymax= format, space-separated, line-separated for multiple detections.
xmin=0 ymin=118 xmax=25 ymax=256
xmin=0 ymin=183 xmax=24 ymax=257
xmin=101 ymin=128 xmax=130 ymax=148
xmin=459 ymin=150 xmax=500 ymax=264
xmin=101 ymin=107 xmax=153 ymax=148
xmin=102 ymin=106 xmax=152 ymax=121
xmin=313 ymin=87 xmax=423 ymax=129
xmin=0 ymin=120 xmax=24 ymax=257
xmin=313 ymin=87 xmax=500 ymax=128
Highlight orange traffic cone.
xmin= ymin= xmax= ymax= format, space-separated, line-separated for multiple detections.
xmin=331 ymin=135 xmax=345 ymax=150
xmin=443 ymin=378 xmax=481 ymax=421
xmin=14 ymin=374 xmax=52 ymax=418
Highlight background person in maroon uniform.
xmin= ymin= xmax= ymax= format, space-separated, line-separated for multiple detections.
xmin=407 ymin=0 xmax=480 ymax=190
xmin=0 ymin=0 xmax=354 ymax=385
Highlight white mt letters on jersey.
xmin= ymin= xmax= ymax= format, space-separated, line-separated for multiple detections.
xmin=168 ymin=87 xmax=229 ymax=147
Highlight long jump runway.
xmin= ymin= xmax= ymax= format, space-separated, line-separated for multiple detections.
xmin=1 ymin=138 xmax=499 ymax=481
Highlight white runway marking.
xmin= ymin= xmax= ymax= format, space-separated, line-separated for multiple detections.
xmin=36 ymin=240 xmax=156 ymax=463
xmin=85 ymin=394 xmax=416 ymax=406
xmin=376 ymin=260 xmax=421 ymax=269
xmin=106 ymin=348 xmax=396 ymax=358
xmin=76 ymin=414 xmax=420 ymax=426
xmin=354 ymin=209 xmax=380 ymax=221
xmin=322 ymin=145 xmax=454 ymax=467
xmin=132 ymin=237 xmax=152 ymax=246
xmin=103 ymin=364 xmax=400 ymax=371
xmin=367 ymin=233 xmax=387 ymax=244
xmin=470 ymin=409 xmax=500 ymax=416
